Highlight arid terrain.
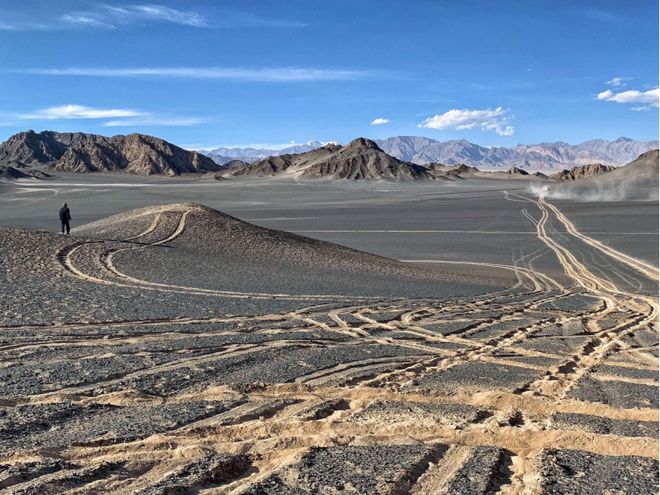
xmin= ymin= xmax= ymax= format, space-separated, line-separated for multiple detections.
xmin=0 ymin=176 xmax=657 ymax=494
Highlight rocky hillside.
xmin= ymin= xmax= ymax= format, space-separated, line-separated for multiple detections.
xmin=550 ymin=163 xmax=616 ymax=181
xmin=375 ymin=136 xmax=659 ymax=171
xmin=0 ymin=130 xmax=221 ymax=176
xmin=220 ymin=138 xmax=433 ymax=180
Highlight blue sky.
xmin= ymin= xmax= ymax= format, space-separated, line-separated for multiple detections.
xmin=0 ymin=0 xmax=657 ymax=149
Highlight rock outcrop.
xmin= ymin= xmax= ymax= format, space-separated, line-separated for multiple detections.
xmin=550 ymin=163 xmax=616 ymax=181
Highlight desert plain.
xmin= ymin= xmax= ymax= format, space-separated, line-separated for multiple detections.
xmin=0 ymin=174 xmax=657 ymax=494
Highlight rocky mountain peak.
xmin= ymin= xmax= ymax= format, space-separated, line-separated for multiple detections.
xmin=345 ymin=137 xmax=382 ymax=151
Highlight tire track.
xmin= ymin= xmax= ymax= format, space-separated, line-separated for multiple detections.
xmin=544 ymin=199 xmax=659 ymax=282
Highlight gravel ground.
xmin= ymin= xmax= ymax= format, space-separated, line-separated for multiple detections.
xmin=244 ymin=445 xmax=444 ymax=494
xmin=415 ymin=361 xmax=544 ymax=393
xmin=568 ymin=377 xmax=659 ymax=409
xmin=550 ymin=412 xmax=658 ymax=438
xmin=444 ymin=446 xmax=506 ymax=495
xmin=540 ymin=449 xmax=659 ymax=494
xmin=0 ymin=180 xmax=656 ymax=493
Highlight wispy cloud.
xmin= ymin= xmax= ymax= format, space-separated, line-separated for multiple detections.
xmin=0 ymin=4 xmax=303 ymax=31
xmin=419 ymin=107 xmax=514 ymax=136
xmin=103 ymin=116 xmax=206 ymax=127
xmin=596 ymin=87 xmax=659 ymax=109
xmin=370 ymin=117 xmax=390 ymax=125
xmin=12 ymin=66 xmax=372 ymax=82
xmin=581 ymin=8 xmax=618 ymax=23
xmin=18 ymin=105 xmax=143 ymax=120
xmin=606 ymin=77 xmax=632 ymax=87
xmin=11 ymin=104 xmax=206 ymax=127
xmin=98 ymin=4 xmax=209 ymax=27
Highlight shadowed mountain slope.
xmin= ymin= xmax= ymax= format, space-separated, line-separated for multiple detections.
xmin=0 ymin=165 xmax=32 ymax=179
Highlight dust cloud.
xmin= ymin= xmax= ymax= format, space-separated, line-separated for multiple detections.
xmin=528 ymin=168 xmax=659 ymax=202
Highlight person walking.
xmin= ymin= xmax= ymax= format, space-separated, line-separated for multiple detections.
xmin=59 ymin=202 xmax=72 ymax=234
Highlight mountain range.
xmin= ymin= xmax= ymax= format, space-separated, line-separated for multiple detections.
xmin=203 ymin=136 xmax=658 ymax=171
xmin=204 ymin=140 xmax=336 ymax=165
xmin=0 ymin=130 xmax=220 ymax=176
xmin=0 ymin=130 xmax=656 ymax=181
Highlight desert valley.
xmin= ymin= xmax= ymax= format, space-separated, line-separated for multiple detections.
xmin=0 ymin=128 xmax=657 ymax=494
xmin=1 ymin=1 xmax=658 ymax=492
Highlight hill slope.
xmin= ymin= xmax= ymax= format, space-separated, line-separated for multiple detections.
xmin=73 ymin=202 xmax=485 ymax=298
xmin=0 ymin=130 xmax=221 ymax=176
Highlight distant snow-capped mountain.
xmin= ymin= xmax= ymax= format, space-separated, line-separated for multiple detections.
xmin=203 ymin=140 xmax=337 ymax=164
xmin=374 ymin=136 xmax=659 ymax=171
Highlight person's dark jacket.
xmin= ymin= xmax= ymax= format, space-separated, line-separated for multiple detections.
xmin=59 ymin=206 xmax=71 ymax=223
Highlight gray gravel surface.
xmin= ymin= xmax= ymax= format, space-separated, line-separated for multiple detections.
xmin=416 ymin=361 xmax=543 ymax=393
xmin=550 ymin=412 xmax=658 ymax=438
xmin=0 ymin=401 xmax=239 ymax=453
xmin=0 ymin=178 xmax=656 ymax=493
xmin=244 ymin=444 xmax=445 ymax=494
xmin=540 ymin=449 xmax=659 ymax=494
xmin=444 ymin=446 xmax=506 ymax=495
xmin=568 ymin=377 xmax=659 ymax=409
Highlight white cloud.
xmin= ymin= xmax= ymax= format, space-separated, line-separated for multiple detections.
xmin=18 ymin=105 xmax=143 ymax=120
xmin=370 ymin=117 xmax=390 ymax=125
xmin=596 ymin=87 xmax=659 ymax=108
xmin=13 ymin=66 xmax=372 ymax=82
xmin=419 ymin=107 xmax=514 ymax=136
